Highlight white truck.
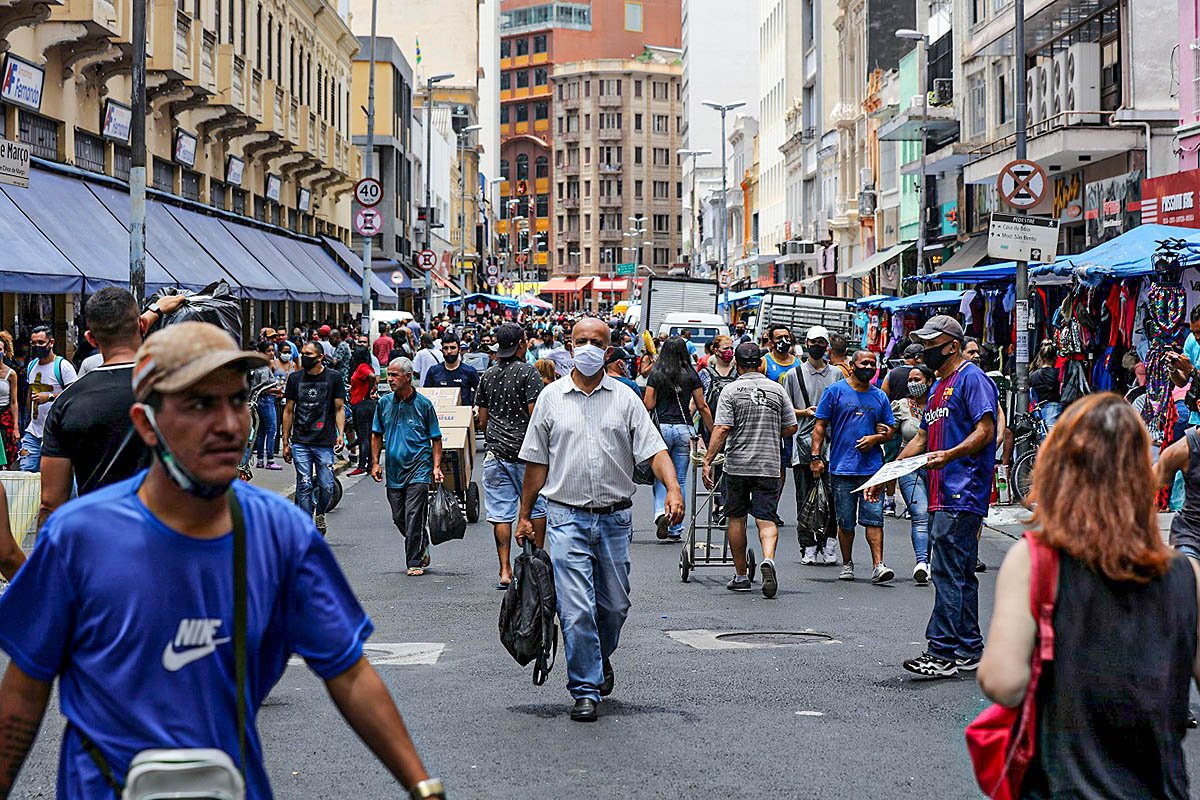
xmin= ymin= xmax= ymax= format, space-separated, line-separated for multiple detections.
xmin=750 ymin=293 xmax=855 ymax=342
xmin=638 ymin=276 xmax=720 ymax=338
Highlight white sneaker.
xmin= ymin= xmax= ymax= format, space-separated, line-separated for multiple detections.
xmin=838 ymin=562 xmax=855 ymax=581
xmin=871 ymin=563 xmax=895 ymax=584
xmin=800 ymin=547 xmax=816 ymax=565
xmin=913 ymin=562 xmax=930 ymax=585
xmin=822 ymin=539 xmax=839 ymax=564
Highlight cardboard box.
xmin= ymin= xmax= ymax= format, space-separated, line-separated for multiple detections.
xmin=418 ymin=387 xmax=461 ymax=407
xmin=440 ymin=426 xmax=474 ymax=494
xmin=435 ymin=406 xmax=475 ymax=440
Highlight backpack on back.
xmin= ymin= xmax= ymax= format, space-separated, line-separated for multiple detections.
xmin=499 ymin=541 xmax=558 ymax=686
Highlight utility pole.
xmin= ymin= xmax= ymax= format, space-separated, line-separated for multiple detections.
xmin=129 ymin=0 xmax=147 ymax=304
xmin=421 ymin=73 xmax=453 ymax=330
xmin=1013 ymin=0 xmax=1030 ymax=459
xmin=703 ymin=101 xmax=745 ymax=323
xmin=359 ymin=0 xmax=378 ymax=335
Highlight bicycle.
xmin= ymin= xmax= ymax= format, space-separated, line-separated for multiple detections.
xmin=1010 ymin=403 xmax=1051 ymax=504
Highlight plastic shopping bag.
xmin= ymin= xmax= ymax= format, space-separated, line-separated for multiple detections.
xmin=797 ymin=476 xmax=834 ymax=548
xmin=147 ymin=280 xmax=243 ymax=343
xmin=428 ymin=484 xmax=467 ymax=545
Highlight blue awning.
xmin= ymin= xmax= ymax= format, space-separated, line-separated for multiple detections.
xmin=880 ymin=290 xmax=966 ymax=311
xmin=850 ymin=294 xmax=895 ymax=308
xmin=1030 ymin=224 xmax=1200 ymax=281
xmin=4 ymin=169 xmax=176 ymax=293
xmin=161 ymin=205 xmax=310 ymax=302
xmin=0 ymin=188 xmax=83 ymax=293
xmin=223 ymin=222 xmax=349 ymax=304
xmin=87 ymin=183 xmax=237 ymax=294
xmin=312 ymin=237 xmax=399 ymax=307
xmin=263 ymin=232 xmax=357 ymax=303
xmin=445 ymin=292 xmax=519 ymax=308
xmin=716 ymin=288 xmax=764 ymax=307
xmin=921 ymin=263 xmax=1019 ymax=284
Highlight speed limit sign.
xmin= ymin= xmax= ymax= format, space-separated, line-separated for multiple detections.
xmin=354 ymin=178 xmax=383 ymax=207
xmin=486 ymin=263 xmax=500 ymax=276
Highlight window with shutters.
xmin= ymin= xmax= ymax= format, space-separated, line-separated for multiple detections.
xmin=152 ymin=158 xmax=175 ymax=191
xmin=181 ymin=169 xmax=201 ymax=200
xmin=19 ymin=113 xmax=59 ymax=160
xmin=74 ymin=130 xmax=105 ymax=173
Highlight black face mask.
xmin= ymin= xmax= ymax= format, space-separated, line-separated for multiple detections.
xmin=922 ymin=343 xmax=953 ymax=372
xmin=30 ymin=345 xmax=50 ymax=358
xmin=301 ymin=354 xmax=321 ymax=370
xmin=853 ymin=366 xmax=876 ymax=384
xmin=806 ymin=344 xmax=827 ymax=362
xmin=774 ymin=338 xmax=793 ymax=355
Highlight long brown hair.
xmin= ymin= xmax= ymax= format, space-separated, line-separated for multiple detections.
xmin=1032 ymin=392 xmax=1171 ymax=583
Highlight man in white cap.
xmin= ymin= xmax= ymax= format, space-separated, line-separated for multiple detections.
xmin=781 ymin=325 xmax=843 ymax=564
xmin=0 ymin=322 xmax=443 ymax=799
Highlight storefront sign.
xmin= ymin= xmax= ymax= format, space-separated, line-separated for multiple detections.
xmin=940 ymin=202 xmax=958 ymax=237
xmin=265 ymin=174 xmax=281 ymax=202
xmin=0 ymin=139 xmax=31 ymax=188
xmin=1052 ymin=171 xmax=1084 ymax=221
xmin=297 ymin=187 xmax=311 ymax=212
xmin=101 ymin=100 xmax=132 ymax=144
xmin=1141 ymin=168 xmax=1200 ymax=229
xmin=0 ymin=55 xmax=43 ymax=112
xmin=173 ymin=129 xmax=197 ymax=167
xmin=226 ymin=155 xmax=244 ymax=187
xmin=1084 ymin=170 xmax=1142 ymax=245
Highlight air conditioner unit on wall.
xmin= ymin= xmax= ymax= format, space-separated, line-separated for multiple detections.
xmin=1065 ymin=42 xmax=1101 ymax=123
xmin=859 ymin=190 xmax=878 ymax=216
xmin=1026 ymin=66 xmax=1043 ymax=126
xmin=1036 ymin=61 xmax=1052 ymax=125
xmin=1051 ymin=51 xmax=1067 ymax=121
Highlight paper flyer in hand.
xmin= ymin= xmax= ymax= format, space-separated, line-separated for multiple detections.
xmin=854 ymin=454 xmax=931 ymax=493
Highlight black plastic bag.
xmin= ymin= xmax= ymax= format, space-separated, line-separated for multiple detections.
xmin=428 ymin=484 xmax=467 ymax=545
xmin=147 ymin=280 xmax=243 ymax=343
xmin=499 ymin=541 xmax=557 ymax=685
xmin=797 ymin=476 xmax=834 ymax=548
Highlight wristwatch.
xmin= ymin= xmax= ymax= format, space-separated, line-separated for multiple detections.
xmin=147 ymin=303 xmax=163 ymax=318
xmin=409 ymin=777 xmax=445 ymax=799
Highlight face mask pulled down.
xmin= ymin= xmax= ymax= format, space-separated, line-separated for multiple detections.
xmin=142 ymin=406 xmax=230 ymax=501
xmin=572 ymin=344 xmax=606 ymax=377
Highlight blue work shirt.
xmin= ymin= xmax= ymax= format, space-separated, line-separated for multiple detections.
xmin=0 ymin=474 xmax=372 ymax=799
xmin=1186 ymin=334 xmax=1200 ymax=426
xmin=423 ymin=361 xmax=480 ymax=406
xmin=373 ymin=389 xmax=442 ymax=488
xmin=815 ymin=380 xmax=896 ymax=476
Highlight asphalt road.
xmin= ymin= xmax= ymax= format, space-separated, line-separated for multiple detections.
xmin=9 ymin=465 xmax=1200 ymax=799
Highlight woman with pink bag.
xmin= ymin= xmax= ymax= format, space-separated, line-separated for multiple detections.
xmin=975 ymin=393 xmax=1200 ymax=799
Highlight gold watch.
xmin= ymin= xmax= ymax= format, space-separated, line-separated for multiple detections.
xmin=409 ymin=778 xmax=445 ymax=799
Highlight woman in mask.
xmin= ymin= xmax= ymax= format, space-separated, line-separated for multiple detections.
xmin=644 ymin=337 xmax=715 ymax=541
xmin=701 ymin=335 xmax=737 ymax=440
xmin=251 ymin=341 xmax=283 ymax=470
xmin=892 ymin=365 xmax=935 ymax=585
xmin=347 ymin=345 xmax=378 ymax=477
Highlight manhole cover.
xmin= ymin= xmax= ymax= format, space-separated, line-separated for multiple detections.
xmin=715 ymin=631 xmax=834 ymax=646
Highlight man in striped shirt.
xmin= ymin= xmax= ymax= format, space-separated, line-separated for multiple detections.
xmin=518 ymin=317 xmax=682 ymax=723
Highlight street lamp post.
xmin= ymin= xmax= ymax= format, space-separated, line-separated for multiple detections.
xmin=456 ymin=124 xmax=482 ymax=293
xmin=677 ymin=148 xmax=712 ymax=277
xmin=129 ymin=0 xmax=147 ymax=303
xmin=359 ymin=0 xmax=379 ymax=334
xmin=422 ymin=72 xmax=454 ymax=330
xmin=702 ymin=101 xmax=746 ymax=323
xmin=896 ymin=29 xmax=929 ymax=278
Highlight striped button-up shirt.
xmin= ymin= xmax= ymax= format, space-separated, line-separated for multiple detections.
xmin=519 ymin=374 xmax=666 ymax=507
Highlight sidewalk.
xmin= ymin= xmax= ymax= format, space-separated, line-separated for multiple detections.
xmin=984 ymin=504 xmax=1174 ymax=543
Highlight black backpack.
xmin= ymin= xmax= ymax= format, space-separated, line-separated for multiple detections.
xmin=499 ymin=541 xmax=558 ymax=685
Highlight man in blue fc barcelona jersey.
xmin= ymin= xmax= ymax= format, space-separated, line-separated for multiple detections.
xmin=872 ymin=315 xmax=997 ymax=680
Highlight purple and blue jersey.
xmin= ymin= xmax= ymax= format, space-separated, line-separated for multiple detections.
xmin=921 ymin=361 xmax=998 ymax=517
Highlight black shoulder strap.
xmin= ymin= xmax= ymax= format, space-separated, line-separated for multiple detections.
xmin=794 ymin=367 xmax=813 ymax=409
xmin=76 ymin=727 xmax=124 ymax=795
xmin=227 ymin=487 xmax=249 ymax=777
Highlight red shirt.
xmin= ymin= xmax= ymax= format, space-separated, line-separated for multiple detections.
xmin=349 ymin=363 xmax=376 ymax=405
xmin=372 ymin=335 xmax=394 ymax=365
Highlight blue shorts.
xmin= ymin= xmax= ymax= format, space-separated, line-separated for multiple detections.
xmin=831 ymin=474 xmax=883 ymax=530
xmin=483 ymin=453 xmax=547 ymax=524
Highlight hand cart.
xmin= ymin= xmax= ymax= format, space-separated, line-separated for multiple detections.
xmin=679 ymin=444 xmax=756 ymax=583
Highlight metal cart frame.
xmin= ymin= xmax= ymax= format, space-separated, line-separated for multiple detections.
xmin=679 ymin=446 xmax=756 ymax=583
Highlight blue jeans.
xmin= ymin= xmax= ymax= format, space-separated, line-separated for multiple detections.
xmin=831 ymin=474 xmax=883 ymax=529
xmin=18 ymin=432 xmax=40 ymax=472
xmin=925 ymin=510 xmax=984 ymax=661
xmin=653 ymin=423 xmax=692 ymax=537
xmin=898 ymin=469 xmax=929 ymax=564
xmin=292 ymin=443 xmax=335 ymax=515
xmin=545 ymin=500 xmax=634 ymax=702
xmin=1040 ymin=401 xmax=1064 ymax=432
xmin=254 ymin=398 xmax=278 ymax=461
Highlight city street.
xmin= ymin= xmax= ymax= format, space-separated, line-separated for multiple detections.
xmin=10 ymin=462 xmax=1200 ymax=799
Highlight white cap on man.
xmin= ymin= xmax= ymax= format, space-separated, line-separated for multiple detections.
xmin=805 ymin=325 xmax=831 ymax=343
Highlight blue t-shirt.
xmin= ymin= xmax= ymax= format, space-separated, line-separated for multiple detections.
xmin=922 ymin=361 xmax=999 ymax=516
xmin=422 ymin=361 xmax=480 ymax=406
xmin=0 ymin=474 xmax=372 ymax=799
xmin=764 ymin=353 xmax=797 ymax=383
xmin=814 ymin=380 xmax=895 ymax=476
xmin=373 ymin=390 xmax=443 ymax=487
xmin=1186 ymin=335 xmax=1200 ymax=426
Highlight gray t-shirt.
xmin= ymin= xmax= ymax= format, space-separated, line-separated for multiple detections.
xmin=714 ymin=371 xmax=792 ymax=478
xmin=782 ymin=360 xmax=841 ymax=441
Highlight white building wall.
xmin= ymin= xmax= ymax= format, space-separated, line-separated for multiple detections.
xmin=478 ymin=0 xmax=500 ymax=185
xmin=758 ymin=0 xmax=804 ymax=254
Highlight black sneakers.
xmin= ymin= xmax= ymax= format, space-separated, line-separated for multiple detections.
xmin=902 ymin=653 xmax=958 ymax=678
xmin=726 ymin=575 xmax=752 ymax=592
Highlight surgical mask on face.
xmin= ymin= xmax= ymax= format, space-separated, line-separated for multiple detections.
xmin=908 ymin=381 xmax=927 ymax=398
xmin=774 ymin=337 xmax=793 ymax=355
xmin=572 ymin=344 xmax=606 ymax=376
xmin=922 ymin=343 xmax=953 ymax=372
xmin=279 ymin=352 xmax=292 ymax=362
xmin=301 ymin=354 xmax=321 ymax=370
xmin=806 ymin=344 xmax=827 ymax=362
xmin=718 ymin=348 xmax=734 ymax=363
xmin=142 ymin=406 xmax=230 ymax=501
xmin=853 ymin=366 xmax=876 ymax=384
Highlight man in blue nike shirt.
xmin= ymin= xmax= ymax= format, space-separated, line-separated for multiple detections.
xmin=0 ymin=322 xmax=444 ymax=800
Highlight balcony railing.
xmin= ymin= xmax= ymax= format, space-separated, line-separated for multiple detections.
xmin=967 ymin=110 xmax=1113 ymax=161
xmin=290 ymin=100 xmax=298 ymax=141
xmin=598 ymin=129 xmax=621 ymax=141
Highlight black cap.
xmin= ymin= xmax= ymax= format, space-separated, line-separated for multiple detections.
xmin=735 ymin=342 xmax=764 ymax=367
xmin=903 ymin=343 xmax=924 ymax=359
xmin=494 ymin=322 xmax=524 ymax=358
xmin=605 ymin=346 xmax=631 ymax=365
xmin=911 ymin=314 xmax=965 ymax=342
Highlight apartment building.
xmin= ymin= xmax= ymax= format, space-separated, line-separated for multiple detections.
xmin=549 ymin=55 xmax=684 ymax=282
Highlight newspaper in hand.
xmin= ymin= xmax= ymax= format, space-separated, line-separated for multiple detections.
xmin=854 ymin=454 xmax=931 ymax=493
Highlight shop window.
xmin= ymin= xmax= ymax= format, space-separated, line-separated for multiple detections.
xmin=74 ymin=130 xmax=105 ymax=174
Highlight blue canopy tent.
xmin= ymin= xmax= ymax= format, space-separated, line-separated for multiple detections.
xmin=850 ymin=294 xmax=895 ymax=308
xmin=920 ymin=263 xmax=1019 ymax=285
xmin=445 ymin=293 xmax=520 ymax=309
xmin=880 ymin=290 xmax=966 ymax=312
xmin=1030 ymin=224 xmax=1200 ymax=281
xmin=716 ymin=288 xmax=764 ymax=307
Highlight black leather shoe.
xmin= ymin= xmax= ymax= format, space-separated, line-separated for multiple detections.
xmin=600 ymin=658 xmax=614 ymax=697
xmin=570 ymin=698 xmax=598 ymax=722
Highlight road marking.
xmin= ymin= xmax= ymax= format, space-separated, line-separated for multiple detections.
xmin=288 ymin=642 xmax=445 ymax=667
xmin=666 ymin=629 xmax=841 ymax=650
xmin=795 ymin=710 xmax=824 ymax=717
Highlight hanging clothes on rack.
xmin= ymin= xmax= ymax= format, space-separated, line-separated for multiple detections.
xmin=1139 ymin=277 xmax=1189 ymax=435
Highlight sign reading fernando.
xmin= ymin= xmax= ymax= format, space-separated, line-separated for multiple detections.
xmin=0 ymin=55 xmax=43 ymax=112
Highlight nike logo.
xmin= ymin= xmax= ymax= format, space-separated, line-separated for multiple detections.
xmin=162 ymin=618 xmax=231 ymax=672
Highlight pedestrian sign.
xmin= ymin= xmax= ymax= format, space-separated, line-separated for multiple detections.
xmin=987 ymin=213 xmax=1059 ymax=264
xmin=998 ymin=160 xmax=1048 ymax=210
xmin=615 ymin=262 xmax=636 ymax=277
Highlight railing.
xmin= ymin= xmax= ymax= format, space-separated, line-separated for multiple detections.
xmin=561 ymin=196 xmax=580 ymax=209
xmin=598 ymin=94 xmax=622 ymax=107
xmin=290 ymin=100 xmax=298 ymax=141
xmin=598 ymin=194 xmax=621 ymax=207
xmin=967 ymin=110 xmax=1113 ymax=161
xmin=598 ymin=128 xmax=621 ymax=141
xmin=599 ymin=163 xmax=622 ymax=173
xmin=232 ymin=57 xmax=244 ymax=106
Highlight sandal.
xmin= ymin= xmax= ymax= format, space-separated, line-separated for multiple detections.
xmin=407 ymin=568 xmax=425 ymax=577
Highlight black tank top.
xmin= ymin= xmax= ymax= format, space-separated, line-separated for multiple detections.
xmin=1170 ymin=428 xmax=1200 ymax=553
xmin=1022 ymin=553 xmax=1197 ymax=799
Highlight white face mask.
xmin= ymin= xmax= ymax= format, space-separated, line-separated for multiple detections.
xmin=572 ymin=344 xmax=606 ymax=377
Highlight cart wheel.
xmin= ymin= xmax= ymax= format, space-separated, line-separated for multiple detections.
xmin=679 ymin=550 xmax=690 ymax=583
xmin=327 ymin=477 xmax=344 ymax=511
xmin=466 ymin=482 xmax=481 ymax=523
xmin=747 ymin=549 xmax=757 ymax=583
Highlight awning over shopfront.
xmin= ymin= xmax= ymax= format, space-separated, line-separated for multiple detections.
xmin=0 ymin=188 xmax=83 ymax=293
xmin=445 ymin=293 xmax=519 ymax=308
xmin=880 ymin=290 xmax=966 ymax=312
xmin=717 ymin=288 xmax=763 ymax=307
xmin=224 ymin=223 xmax=353 ymax=303
xmin=922 ymin=262 xmax=1018 ymax=285
xmin=837 ymin=242 xmax=914 ymax=282
xmin=320 ymin=236 xmax=400 ymax=306
xmin=850 ymin=294 xmax=895 ymax=308
xmin=267 ymin=233 xmax=360 ymax=303
xmin=937 ymin=235 xmax=990 ymax=273
xmin=432 ymin=272 xmax=464 ymax=295
xmin=592 ymin=278 xmax=629 ymax=293
xmin=540 ymin=277 xmax=592 ymax=293
xmin=1030 ymin=224 xmax=1200 ymax=280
